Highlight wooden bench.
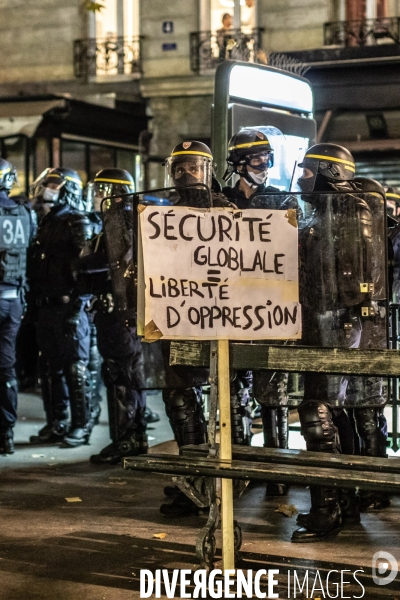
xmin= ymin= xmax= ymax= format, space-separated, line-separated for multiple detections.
xmin=124 ymin=446 xmax=400 ymax=494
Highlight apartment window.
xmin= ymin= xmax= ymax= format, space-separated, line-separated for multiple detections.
xmin=85 ymin=0 xmax=141 ymax=77
xmin=209 ymin=0 xmax=257 ymax=31
xmin=95 ymin=0 xmax=139 ymax=38
xmin=345 ymin=0 xmax=387 ymax=19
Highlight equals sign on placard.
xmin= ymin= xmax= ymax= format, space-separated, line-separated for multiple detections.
xmin=207 ymin=269 xmax=221 ymax=283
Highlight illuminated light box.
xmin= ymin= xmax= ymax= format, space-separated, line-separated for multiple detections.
xmin=228 ymin=64 xmax=313 ymax=115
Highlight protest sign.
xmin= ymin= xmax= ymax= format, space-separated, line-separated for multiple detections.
xmin=139 ymin=206 xmax=301 ymax=341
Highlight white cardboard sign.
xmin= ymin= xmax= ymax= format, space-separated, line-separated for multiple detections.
xmin=139 ymin=206 xmax=301 ymax=341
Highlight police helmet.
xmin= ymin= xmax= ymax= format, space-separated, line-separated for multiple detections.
xmin=164 ymin=141 xmax=213 ymax=189
xmin=224 ymin=128 xmax=274 ymax=185
xmin=295 ymin=143 xmax=355 ymax=193
xmin=93 ymin=168 xmax=135 ymax=211
xmin=0 ymin=158 xmax=18 ymax=193
xmin=385 ymin=186 xmax=400 ymax=201
xmin=31 ymin=167 xmax=83 ymax=209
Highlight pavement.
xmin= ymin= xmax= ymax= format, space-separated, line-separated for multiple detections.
xmin=1 ymin=391 xmax=400 ymax=599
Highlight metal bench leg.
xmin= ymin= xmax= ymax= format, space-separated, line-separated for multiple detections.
xmin=196 ymin=478 xmax=219 ymax=570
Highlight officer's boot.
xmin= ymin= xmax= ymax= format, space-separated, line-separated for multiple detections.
xmin=0 ymin=426 xmax=15 ymax=454
xmin=62 ymin=361 xmax=92 ymax=447
xmin=160 ymin=388 xmax=207 ymax=517
xmin=91 ymin=431 xmax=148 ymax=465
xmin=90 ymin=382 xmax=147 ymax=464
xmin=293 ymin=400 xmax=341 ymax=540
xmin=0 ymin=373 xmax=17 ymax=453
xmin=30 ymin=364 xmax=69 ymax=443
xmin=356 ymin=408 xmax=391 ymax=511
xmin=297 ymin=487 xmax=360 ymax=528
xmin=292 ymin=486 xmax=342 ymax=542
xmin=340 ymin=488 xmax=360 ymax=523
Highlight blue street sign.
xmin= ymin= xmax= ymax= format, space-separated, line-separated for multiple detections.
xmin=162 ymin=42 xmax=177 ymax=51
xmin=162 ymin=21 xmax=174 ymax=33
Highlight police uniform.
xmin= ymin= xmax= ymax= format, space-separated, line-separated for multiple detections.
xmin=291 ymin=144 xmax=388 ymax=542
xmin=223 ymin=129 xmax=295 ymax=489
xmin=160 ymin=141 xmax=242 ymax=517
xmin=0 ymin=161 xmax=35 ymax=453
xmin=76 ymin=169 xmax=147 ymax=465
xmin=29 ymin=168 xmax=93 ymax=447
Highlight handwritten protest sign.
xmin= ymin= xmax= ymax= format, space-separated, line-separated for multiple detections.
xmin=139 ymin=206 xmax=301 ymax=341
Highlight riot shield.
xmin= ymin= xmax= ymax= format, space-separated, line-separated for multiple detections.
xmin=249 ymin=190 xmax=388 ymax=408
xmin=297 ymin=190 xmax=388 ymax=408
xmin=100 ymin=194 xmax=137 ymax=324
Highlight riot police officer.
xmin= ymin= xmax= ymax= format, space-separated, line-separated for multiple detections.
xmin=0 ymin=158 xmax=35 ymax=453
xmin=223 ymin=127 xmax=279 ymax=207
xmin=223 ymin=128 xmax=294 ymax=494
xmin=76 ymin=168 xmax=148 ymax=465
xmin=291 ymin=143 xmax=386 ymax=542
xmin=160 ymin=141 xmax=238 ymax=517
xmin=29 ymin=168 xmax=93 ymax=447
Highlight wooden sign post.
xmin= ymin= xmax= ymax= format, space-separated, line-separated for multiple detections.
xmin=138 ymin=204 xmax=301 ymax=569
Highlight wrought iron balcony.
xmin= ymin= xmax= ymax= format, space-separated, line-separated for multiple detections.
xmin=73 ymin=36 xmax=142 ymax=79
xmin=324 ymin=17 xmax=400 ymax=47
xmin=190 ymin=28 xmax=264 ymax=73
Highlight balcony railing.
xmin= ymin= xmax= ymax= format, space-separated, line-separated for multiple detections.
xmin=190 ymin=28 xmax=264 ymax=73
xmin=324 ymin=17 xmax=400 ymax=47
xmin=73 ymin=36 xmax=143 ymax=79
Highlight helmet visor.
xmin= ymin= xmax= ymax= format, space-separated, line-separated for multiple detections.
xmin=291 ymin=158 xmax=319 ymax=193
xmin=29 ymin=168 xmax=51 ymax=198
xmin=245 ymin=151 xmax=274 ymax=170
xmin=164 ymin=155 xmax=212 ymax=189
xmin=2 ymin=166 xmax=18 ymax=191
xmin=95 ymin=182 xmax=134 ymax=212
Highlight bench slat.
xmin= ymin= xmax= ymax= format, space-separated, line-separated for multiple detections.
xmin=169 ymin=341 xmax=400 ymax=376
xmin=180 ymin=444 xmax=400 ymax=473
xmin=124 ymin=454 xmax=400 ymax=493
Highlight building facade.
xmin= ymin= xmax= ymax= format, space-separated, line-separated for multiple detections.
xmin=0 ymin=0 xmax=400 ymax=188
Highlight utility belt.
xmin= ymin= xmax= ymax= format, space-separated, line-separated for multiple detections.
xmin=36 ymin=295 xmax=71 ymax=308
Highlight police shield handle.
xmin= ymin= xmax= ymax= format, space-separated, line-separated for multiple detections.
xmin=218 ymin=339 xmax=235 ymax=571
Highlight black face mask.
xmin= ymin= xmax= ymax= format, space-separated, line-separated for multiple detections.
xmin=297 ymin=175 xmax=315 ymax=193
xmin=174 ymin=173 xmax=201 ymax=188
